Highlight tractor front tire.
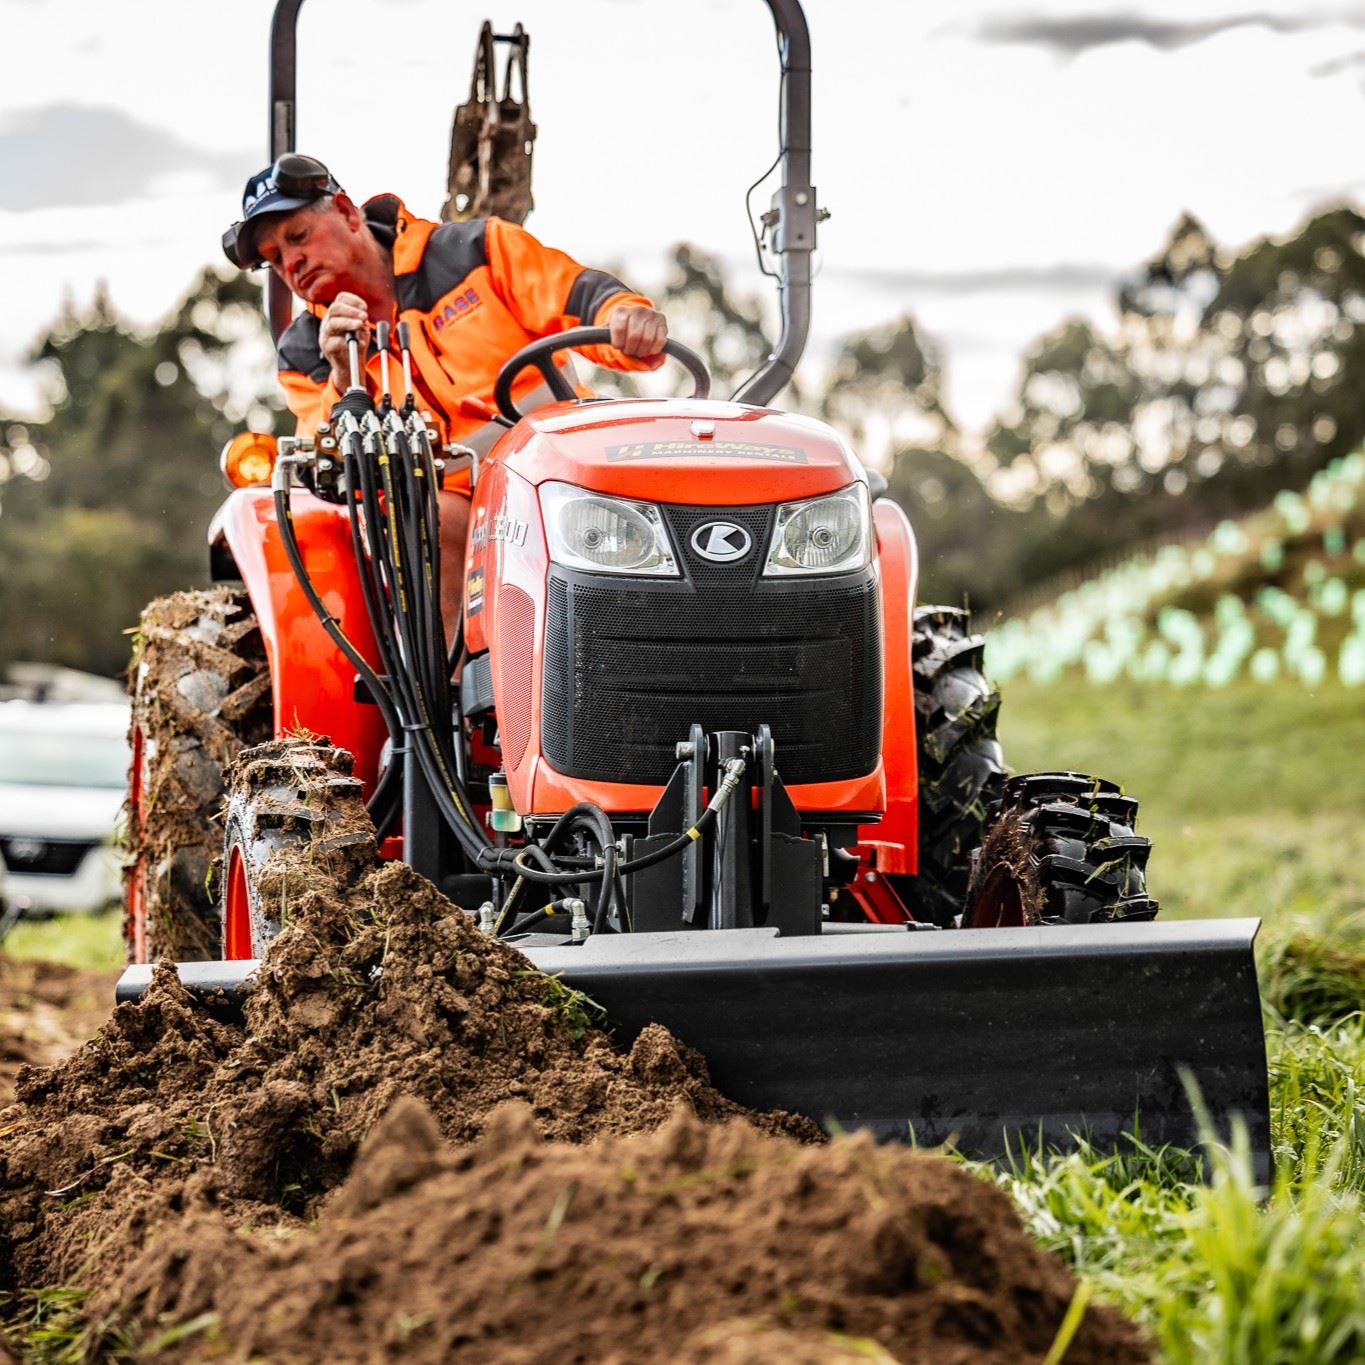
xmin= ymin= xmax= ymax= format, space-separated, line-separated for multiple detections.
xmin=962 ymin=771 xmax=1160 ymax=928
xmin=903 ymin=606 xmax=1006 ymax=927
xmin=222 ymin=739 xmax=376 ymax=959
xmin=124 ymin=588 xmax=272 ymax=962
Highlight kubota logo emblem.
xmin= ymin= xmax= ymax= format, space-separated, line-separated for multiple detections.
xmin=691 ymin=521 xmax=752 ymax=563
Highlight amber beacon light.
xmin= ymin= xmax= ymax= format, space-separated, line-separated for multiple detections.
xmin=220 ymin=431 xmax=281 ymax=487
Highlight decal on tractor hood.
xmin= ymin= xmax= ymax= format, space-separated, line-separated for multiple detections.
xmin=466 ymin=566 xmax=485 ymax=616
xmin=605 ymin=440 xmax=808 ymax=464
xmin=470 ymin=509 xmax=528 ymax=553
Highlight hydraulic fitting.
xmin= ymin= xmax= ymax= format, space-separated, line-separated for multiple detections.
xmin=568 ymin=898 xmax=590 ymax=942
xmin=488 ymin=771 xmax=522 ymax=833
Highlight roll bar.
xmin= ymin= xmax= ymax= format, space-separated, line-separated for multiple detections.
xmin=265 ymin=0 xmax=819 ymax=404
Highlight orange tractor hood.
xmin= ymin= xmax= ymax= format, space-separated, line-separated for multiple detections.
xmin=491 ymin=399 xmax=865 ymax=505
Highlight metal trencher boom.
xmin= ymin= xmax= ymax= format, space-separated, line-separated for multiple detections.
xmin=116 ymin=0 xmax=1272 ymax=1179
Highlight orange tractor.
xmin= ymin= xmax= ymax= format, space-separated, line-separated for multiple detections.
xmin=119 ymin=0 xmax=1270 ymax=1171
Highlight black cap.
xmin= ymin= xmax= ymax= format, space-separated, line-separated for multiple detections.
xmin=222 ymin=154 xmax=343 ymax=269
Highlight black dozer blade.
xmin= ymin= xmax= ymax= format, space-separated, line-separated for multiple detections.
xmin=116 ymin=917 xmax=1270 ymax=1181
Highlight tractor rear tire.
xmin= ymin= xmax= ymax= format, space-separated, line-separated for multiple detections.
xmin=962 ymin=771 xmax=1160 ymax=928
xmin=902 ymin=606 xmax=1006 ymax=927
xmin=222 ymin=738 xmax=376 ymax=959
xmin=124 ymin=588 xmax=273 ymax=963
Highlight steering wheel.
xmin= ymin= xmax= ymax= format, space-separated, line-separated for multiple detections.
xmin=493 ymin=325 xmax=712 ymax=423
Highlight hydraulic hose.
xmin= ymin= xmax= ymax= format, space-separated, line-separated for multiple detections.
xmin=341 ymin=443 xmax=400 ymax=688
xmin=361 ymin=413 xmax=488 ymax=859
xmin=581 ymin=806 xmax=619 ymax=934
xmin=278 ymin=428 xmax=489 ymax=866
xmin=272 ymin=463 xmax=400 ymax=742
xmin=339 ymin=441 xmax=407 ymax=835
xmin=493 ymin=817 xmax=579 ymax=935
xmin=276 ymin=465 xmax=485 ymax=866
xmin=369 ymin=431 xmax=487 ymax=857
xmin=481 ymin=759 xmax=748 ymax=886
xmin=367 ymin=757 xmax=403 ymax=840
xmin=499 ymin=897 xmax=585 ymax=938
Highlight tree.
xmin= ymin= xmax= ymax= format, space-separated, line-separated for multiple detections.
xmin=815 ymin=313 xmax=1025 ymax=611
xmin=0 ymin=271 xmax=282 ymax=677
xmin=821 ymin=315 xmax=953 ymax=467
xmin=974 ymin=206 xmax=1365 ymax=599
xmin=885 ymin=446 xmax=1032 ymax=613
xmin=1204 ymin=205 xmax=1365 ymax=501
xmin=594 ymin=243 xmax=813 ymax=407
xmin=659 ymin=243 xmax=780 ymax=400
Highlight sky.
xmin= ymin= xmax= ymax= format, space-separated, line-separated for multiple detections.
xmin=1 ymin=0 xmax=1363 ymax=430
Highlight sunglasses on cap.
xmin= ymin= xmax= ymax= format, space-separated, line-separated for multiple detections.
xmin=222 ymin=154 xmax=342 ymax=270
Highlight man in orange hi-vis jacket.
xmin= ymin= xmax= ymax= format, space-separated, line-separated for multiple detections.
xmin=222 ymin=153 xmax=669 ymax=624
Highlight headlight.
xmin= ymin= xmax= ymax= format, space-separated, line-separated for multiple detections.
xmin=763 ymin=484 xmax=872 ymax=576
xmin=540 ymin=481 xmax=679 ymax=576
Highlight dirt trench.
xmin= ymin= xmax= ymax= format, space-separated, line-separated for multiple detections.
xmin=0 ymin=740 xmax=1150 ymax=1363
xmin=0 ymin=958 xmax=117 ymax=1108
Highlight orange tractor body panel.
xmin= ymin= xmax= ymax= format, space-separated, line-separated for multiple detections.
xmin=864 ymin=498 xmax=919 ymax=874
xmin=213 ymin=398 xmax=921 ymax=888
xmin=484 ymin=399 xmax=867 ymax=504
xmin=211 ymin=489 xmax=388 ymax=791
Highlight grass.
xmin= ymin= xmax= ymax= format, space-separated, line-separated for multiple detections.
xmin=3 ymin=910 xmax=122 ymax=970
xmin=998 ymin=679 xmax=1365 ymax=924
xmin=519 ymin=970 xmax=608 ymax=1043
xmin=991 ymin=1109 xmax=1365 ymax=1363
xmin=990 ymin=679 xmax=1365 ymax=1361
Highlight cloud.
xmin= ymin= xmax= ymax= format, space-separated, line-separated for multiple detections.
xmin=1309 ymin=49 xmax=1365 ymax=75
xmin=0 ymin=238 xmax=107 ymax=256
xmin=973 ymin=10 xmax=1364 ymax=55
xmin=829 ymin=263 xmax=1119 ymax=294
xmin=0 ymin=104 xmax=252 ymax=211
xmin=1293 ymin=176 xmax=1365 ymax=198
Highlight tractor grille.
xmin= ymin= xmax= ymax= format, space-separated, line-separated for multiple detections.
xmin=541 ymin=503 xmax=883 ymax=787
xmin=0 ymin=836 xmax=94 ymax=877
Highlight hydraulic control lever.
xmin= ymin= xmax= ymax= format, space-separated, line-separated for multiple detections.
xmin=345 ymin=329 xmax=364 ymax=392
xmin=375 ymin=321 xmax=393 ymax=414
xmin=397 ymin=322 xmax=416 ymax=419
xmin=330 ymin=331 xmax=376 ymax=424
xmin=307 ymin=328 xmax=378 ymax=503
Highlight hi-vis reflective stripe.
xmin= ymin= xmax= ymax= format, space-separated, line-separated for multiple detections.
xmin=458 ymin=356 xmax=581 ymax=456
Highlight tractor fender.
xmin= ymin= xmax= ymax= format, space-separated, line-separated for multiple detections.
xmin=209 ymin=489 xmax=388 ymax=793
xmin=860 ymin=498 xmax=919 ymax=874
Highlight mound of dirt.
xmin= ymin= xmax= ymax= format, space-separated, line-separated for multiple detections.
xmin=0 ymin=958 xmax=116 ymax=1107
xmin=81 ymin=1099 xmax=1149 ymax=1364
xmin=0 ymin=740 xmax=1152 ymax=1361
xmin=1 ymin=743 xmax=812 ymax=1296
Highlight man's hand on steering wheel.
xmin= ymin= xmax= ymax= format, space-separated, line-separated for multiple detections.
xmin=608 ymin=304 xmax=667 ymax=358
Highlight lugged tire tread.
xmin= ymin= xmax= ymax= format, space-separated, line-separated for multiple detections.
xmin=124 ymin=588 xmax=273 ymax=962
xmin=903 ymin=605 xmax=1007 ymax=926
xmin=221 ymin=738 xmax=377 ymax=955
xmin=964 ymin=770 xmax=1160 ymax=927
